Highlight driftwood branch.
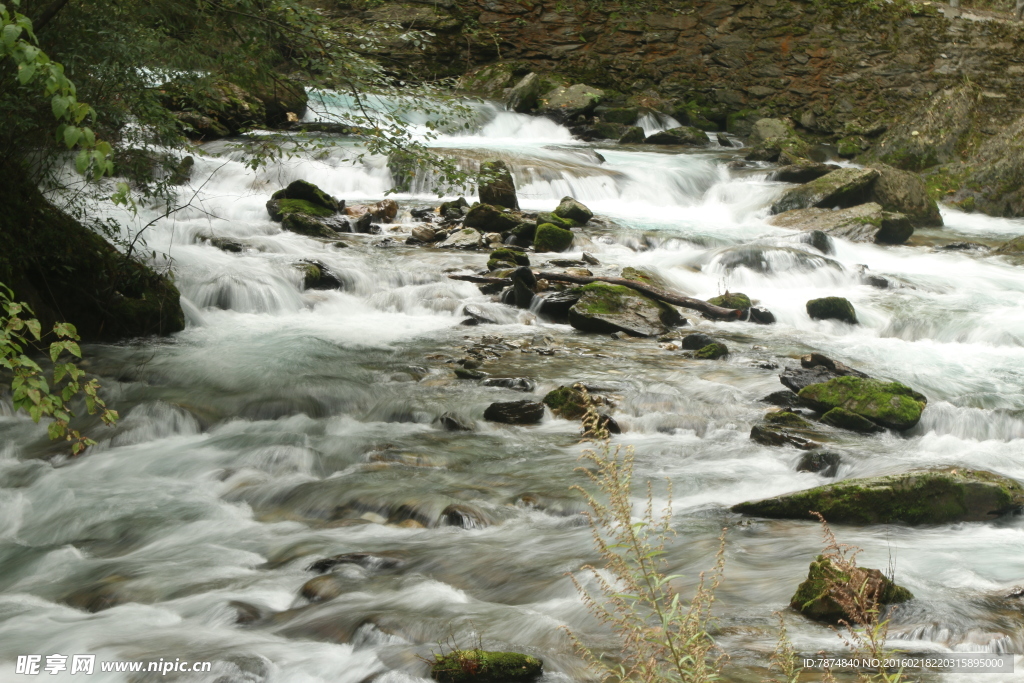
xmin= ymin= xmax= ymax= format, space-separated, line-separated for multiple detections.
xmin=449 ymin=271 xmax=746 ymax=321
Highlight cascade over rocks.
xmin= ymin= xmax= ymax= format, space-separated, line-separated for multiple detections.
xmin=568 ymin=282 xmax=683 ymax=337
xmin=732 ymin=468 xmax=1024 ymax=524
xmin=791 ymin=556 xmax=913 ymax=623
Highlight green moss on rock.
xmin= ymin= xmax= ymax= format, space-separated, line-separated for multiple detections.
xmin=488 ymin=248 xmax=530 ymax=271
xmin=708 ymin=292 xmax=751 ymax=310
xmin=790 ymin=555 xmax=912 ymax=623
xmin=694 ymin=342 xmax=729 ymax=360
xmin=568 ymin=282 xmax=681 ymax=337
xmin=806 ymin=297 xmax=857 ymax=325
xmin=996 ymin=236 xmax=1024 ymax=254
xmin=534 ymin=223 xmax=574 ymax=252
xmin=765 ymin=411 xmax=811 ymax=428
xmin=799 ymin=375 xmax=926 ymax=431
xmin=543 ymin=385 xmax=589 ymax=419
xmin=820 ymin=407 xmax=881 ymax=433
xmin=431 ymin=650 xmax=543 ymax=683
xmin=732 ymin=468 xmax=1023 ymax=524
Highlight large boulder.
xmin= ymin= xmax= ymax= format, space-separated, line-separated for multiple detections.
xmin=769 ymin=168 xmax=879 ymax=215
xmin=534 ymin=223 xmax=574 ymax=252
xmin=798 ymin=376 xmax=926 ymax=431
xmin=618 ymin=126 xmax=646 ymax=144
xmin=768 ymin=203 xmax=914 ymax=245
xmin=431 ymin=650 xmax=543 ymax=683
xmin=479 ymin=160 xmax=519 ymax=210
xmin=748 ymin=118 xmax=793 ymax=144
xmin=806 ymin=297 xmax=858 ymax=325
xmin=732 ymin=468 xmax=1024 ymax=524
xmin=281 ymin=212 xmax=343 ymax=238
xmin=506 ymin=73 xmax=544 ymax=113
xmin=644 ymin=126 xmax=709 ymax=146
xmin=568 ymin=282 xmax=682 ymax=337
xmin=463 ymin=203 xmax=519 ymax=232
xmin=769 ymin=162 xmax=838 ymax=184
xmin=554 ymin=196 xmax=593 ymax=225
xmin=483 ymin=400 xmax=545 ymax=424
xmin=867 ymin=164 xmax=942 ymax=227
xmin=870 ymin=85 xmax=978 ymax=172
xmin=791 ymin=555 xmax=913 ymax=623
xmin=269 ymin=179 xmax=341 ymax=213
xmin=537 ymin=84 xmax=603 ymax=122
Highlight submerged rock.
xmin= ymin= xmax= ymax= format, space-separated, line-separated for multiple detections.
xmin=733 ymin=468 xmax=1024 ymax=524
xmin=300 ymin=574 xmax=345 ymax=602
xmin=997 ymin=236 xmax=1024 ymax=254
xmin=750 ymin=411 xmax=823 ymax=450
xmin=693 ymin=342 xmax=729 ymax=360
xmin=820 ymin=407 xmax=882 ymax=434
xmin=568 ymin=282 xmax=682 ymax=337
xmin=483 ymin=400 xmax=545 ymax=424
xmin=430 ymin=650 xmax=543 ymax=683
xmin=770 ymin=168 xmax=879 ymax=215
xmin=791 ymin=555 xmax=913 ymax=623
xmin=806 ymin=297 xmax=858 ymax=325
xmin=644 ymin=126 xmax=709 ymax=146
xmin=798 ymin=376 xmax=927 ymax=431
xmin=797 ymin=451 xmax=842 ymax=477
xmin=482 ymin=377 xmax=536 ymax=392
xmin=479 ymin=160 xmax=519 ymax=210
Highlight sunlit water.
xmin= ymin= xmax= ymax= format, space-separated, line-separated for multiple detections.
xmin=2 ymin=98 xmax=1024 ymax=682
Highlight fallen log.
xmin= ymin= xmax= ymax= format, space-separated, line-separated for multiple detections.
xmin=448 ymin=272 xmax=759 ymax=322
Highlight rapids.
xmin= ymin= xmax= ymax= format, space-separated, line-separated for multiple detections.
xmin=1 ymin=99 xmax=1023 ymax=682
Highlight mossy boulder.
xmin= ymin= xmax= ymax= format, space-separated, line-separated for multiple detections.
xmin=554 ymin=196 xmax=593 ymax=225
xmin=996 ymin=236 xmax=1024 ymax=254
xmin=694 ymin=342 xmax=729 ymax=360
xmin=479 ymin=160 xmax=519 ymax=210
xmin=820 ymin=407 xmax=882 ymax=434
xmin=536 ymin=211 xmax=576 ymax=230
xmin=732 ymin=468 xmax=1024 ymax=525
xmin=601 ymin=106 xmax=640 ymax=125
xmin=0 ymin=166 xmax=185 ymax=342
xmin=161 ymin=79 xmax=266 ymax=138
xmin=790 ymin=555 xmax=913 ymax=623
xmin=568 ymin=282 xmax=682 ymax=337
xmin=806 ymin=297 xmax=857 ymax=325
xmin=534 ymin=223 xmax=574 ymax=252
xmin=870 ymin=85 xmax=978 ymax=172
xmin=799 ymin=376 xmax=926 ymax=431
xmin=644 ymin=126 xmax=708 ymax=146
xmin=440 ymin=197 xmax=469 ymax=219
xmin=708 ymin=292 xmax=751 ymax=310
xmin=281 ymin=212 xmax=339 ymax=238
xmin=271 ymin=179 xmax=340 ymax=212
xmin=543 ymin=385 xmax=589 ymax=419
xmin=621 ymin=266 xmax=666 ymax=288
xmin=487 ymin=248 xmax=529 ymax=271
xmin=267 ymin=198 xmax=335 ymax=222
xmin=770 ymin=168 xmax=879 ymax=215
xmin=430 ymin=650 xmax=543 ymax=683
xmin=464 ymin=203 xmax=519 ymax=233
xmin=750 ymin=411 xmax=824 ymax=450
xmin=618 ymin=126 xmax=646 ymax=144
xmin=592 ymin=121 xmax=626 ymax=140
xmin=867 ymin=164 xmax=943 ymax=227
xmin=506 ymin=73 xmax=544 ymax=113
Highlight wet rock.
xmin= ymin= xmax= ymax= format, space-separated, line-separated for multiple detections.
xmin=63 ymin=576 xmax=132 ymax=612
xmin=997 ymin=236 xmax=1024 ymax=254
xmin=798 ymin=376 xmax=927 ymax=431
xmin=780 ymin=367 xmax=844 ymax=394
xmin=769 ymin=162 xmax=838 ymax=184
xmin=437 ymin=412 xmax=475 ymax=431
xmin=543 ymin=385 xmax=590 ymax=419
xmin=483 ymin=400 xmax=545 ymax=424
xmin=806 ymin=297 xmax=857 ymax=324
xmin=791 ymin=556 xmax=913 ymax=623
xmin=169 ymin=155 xmax=194 ymax=185
xmin=409 ymin=225 xmax=445 ymax=244
xmin=297 ymin=260 xmax=344 ymax=290
xmin=228 ymin=600 xmax=263 ymax=625
xmin=455 ymin=368 xmax=487 ymax=380
xmin=820 ymin=407 xmax=882 ymax=434
xmin=351 ymin=212 xmax=372 ymax=233
xmin=538 ymin=84 xmax=603 ymax=122
xmin=410 ymin=207 xmax=436 ymax=220
xmin=536 ymin=210 xmax=576 ymax=230
xmin=282 ymin=212 xmax=342 ymax=238
xmin=163 ymin=79 xmax=266 ymax=138
xmin=300 ymin=574 xmax=345 ymax=602
xmin=621 ymin=266 xmax=666 ymax=288
xmin=441 ymin=503 xmax=490 ymax=529
xmin=681 ymin=333 xmax=715 ymax=350
xmin=534 ymin=223 xmax=574 ymax=252
xmin=797 ymin=451 xmax=842 ymax=477
xmin=801 ymin=229 xmax=835 ymax=255
xmin=769 ymin=168 xmax=879 ymax=215
xmin=267 ymin=197 xmax=335 ymax=223
xmin=488 ymin=248 xmax=530 ymax=271
xmin=749 ymin=118 xmax=792 ymax=144
xmin=750 ymin=411 xmax=822 ymax=450
xmin=867 ymin=164 xmax=942 ymax=227
xmin=430 ymin=650 xmax=543 ymax=683
xmin=462 ymin=304 xmax=498 ymax=325
xmin=693 ymin=342 xmax=729 ymax=360
xmin=346 ymin=199 xmax=398 ymax=223
xmin=937 ymin=241 xmax=990 ymax=252
xmin=464 ymin=203 xmax=519 ymax=232
xmin=589 ymin=413 xmax=621 ymax=436
xmin=440 ymin=228 xmax=483 ymax=250
xmin=582 ymin=252 xmax=600 ymax=265
xmin=554 ymin=196 xmax=594 ymax=225
xmin=204 ymin=235 xmax=245 ymax=253
xmin=440 ymin=197 xmax=469 ymax=219
xmin=761 ymin=390 xmax=803 ymax=408
xmin=534 ymin=289 xmax=582 ymax=322
xmin=271 ymin=179 xmax=341 ymax=213
xmin=707 ymin=292 xmax=751 ymax=310
xmin=482 ymin=377 xmax=536 ymax=392
xmin=801 ymin=353 xmax=868 ymax=378
xmin=479 ymin=160 xmax=519 ymax=210
xmin=568 ymin=282 xmax=682 ymax=337
xmin=506 ymin=73 xmax=543 ymax=113
xmin=644 ymin=126 xmax=709 ymax=146
xmin=733 ymin=468 xmax=1024 ymax=524
xmin=618 ymin=126 xmax=646 ymax=144
xmin=511 ymin=266 xmax=536 ymax=308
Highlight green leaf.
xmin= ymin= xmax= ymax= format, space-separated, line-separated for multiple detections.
xmin=63 ymin=125 xmax=82 ymax=148
xmin=25 ymin=318 xmax=40 ymax=340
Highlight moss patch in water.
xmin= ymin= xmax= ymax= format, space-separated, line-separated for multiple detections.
xmin=798 ymin=375 xmax=925 ymax=431
xmin=431 ymin=650 xmax=543 ymax=683
xmin=708 ymin=292 xmax=751 ymax=309
xmin=543 ymin=385 xmax=589 ymax=419
xmin=694 ymin=342 xmax=729 ymax=360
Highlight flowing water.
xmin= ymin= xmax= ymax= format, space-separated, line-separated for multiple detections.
xmin=2 ymin=99 xmax=1024 ymax=682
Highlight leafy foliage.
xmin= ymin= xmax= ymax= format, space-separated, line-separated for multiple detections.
xmin=0 ymin=283 xmax=117 ymax=454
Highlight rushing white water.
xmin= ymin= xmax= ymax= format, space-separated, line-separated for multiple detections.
xmin=4 ymin=100 xmax=1024 ymax=683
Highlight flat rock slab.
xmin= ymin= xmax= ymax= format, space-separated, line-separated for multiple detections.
xmin=769 ymin=203 xmax=914 ymax=245
xmin=732 ymin=468 xmax=1024 ymax=524
xmin=770 ymin=168 xmax=879 ymax=215
xmin=568 ymin=282 xmax=681 ymax=337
